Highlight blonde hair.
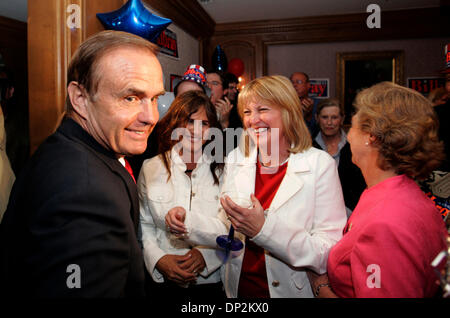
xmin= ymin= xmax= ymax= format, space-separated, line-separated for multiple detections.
xmin=354 ymin=81 xmax=444 ymax=179
xmin=65 ymin=30 xmax=160 ymax=114
xmin=237 ymin=75 xmax=312 ymax=155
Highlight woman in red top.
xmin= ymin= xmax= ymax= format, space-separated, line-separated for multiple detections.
xmin=166 ymin=75 xmax=347 ymax=297
xmin=308 ymin=82 xmax=448 ymax=298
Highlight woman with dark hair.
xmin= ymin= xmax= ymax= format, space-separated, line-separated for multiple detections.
xmin=138 ymin=90 xmax=225 ymax=298
xmin=308 ymin=82 xmax=448 ymax=298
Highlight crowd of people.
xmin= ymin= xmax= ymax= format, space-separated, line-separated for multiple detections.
xmin=0 ymin=30 xmax=448 ymax=299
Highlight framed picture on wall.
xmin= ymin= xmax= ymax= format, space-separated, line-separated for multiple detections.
xmin=170 ymin=74 xmax=182 ymax=92
xmin=336 ymin=50 xmax=404 ymax=125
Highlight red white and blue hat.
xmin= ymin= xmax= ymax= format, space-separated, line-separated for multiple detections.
xmin=181 ymin=64 xmax=207 ymax=85
xmin=173 ymin=64 xmax=210 ymax=96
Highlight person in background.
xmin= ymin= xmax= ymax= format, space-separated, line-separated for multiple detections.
xmin=207 ymin=70 xmax=233 ymax=129
xmin=308 ymin=82 xmax=448 ymax=298
xmin=0 ymin=30 xmax=164 ymax=297
xmin=138 ymin=90 xmax=224 ymax=298
xmin=0 ymin=67 xmax=28 ymax=176
xmin=313 ymin=98 xmax=365 ymax=215
xmin=290 ymin=72 xmax=319 ymax=137
xmin=0 ymin=105 xmax=14 ymax=220
xmin=223 ymin=73 xmax=238 ymax=105
xmin=434 ymin=71 xmax=450 ymax=170
xmin=424 ymin=50 xmax=450 ymax=222
xmin=223 ymin=72 xmax=242 ymax=129
xmin=173 ymin=64 xmax=209 ymax=98
xmin=166 ymin=75 xmax=347 ymax=298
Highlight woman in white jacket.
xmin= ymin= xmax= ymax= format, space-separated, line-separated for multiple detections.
xmin=166 ymin=76 xmax=347 ymax=298
xmin=138 ymin=90 xmax=225 ymax=298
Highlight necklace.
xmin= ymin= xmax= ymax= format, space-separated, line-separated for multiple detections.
xmin=258 ymin=155 xmax=289 ymax=168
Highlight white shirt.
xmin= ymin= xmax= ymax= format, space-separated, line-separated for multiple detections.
xmin=138 ymin=148 xmax=222 ymax=284
xmin=183 ymin=145 xmax=347 ymax=297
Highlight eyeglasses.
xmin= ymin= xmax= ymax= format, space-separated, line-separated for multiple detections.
xmin=291 ymin=79 xmax=306 ymax=85
xmin=207 ymin=81 xmax=222 ymax=87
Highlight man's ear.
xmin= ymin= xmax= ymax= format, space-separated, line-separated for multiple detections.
xmin=67 ymin=81 xmax=88 ymax=119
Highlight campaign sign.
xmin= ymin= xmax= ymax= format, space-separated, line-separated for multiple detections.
xmin=156 ymin=29 xmax=179 ymax=59
xmin=407 ymin=77 xmax=445 ymax=96
xmin=309 ymin=79 xmax=329 ymax=98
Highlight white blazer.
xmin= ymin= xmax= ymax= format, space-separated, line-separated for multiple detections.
xmin=138 ymin=148 xmax=223 ymax=285
xmin=183 ymin=145 xmax=347 ymax=297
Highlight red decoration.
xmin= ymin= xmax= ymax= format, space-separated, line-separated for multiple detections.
xmin=228 ymin=58 xmax=245 ymax=77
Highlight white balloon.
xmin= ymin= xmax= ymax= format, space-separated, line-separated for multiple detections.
xmin=157 ymin=91 xmax=174 ymax=121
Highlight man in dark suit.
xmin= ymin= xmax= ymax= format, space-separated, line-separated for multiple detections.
xmin=0 ymin=30 xmax=165 ymax=297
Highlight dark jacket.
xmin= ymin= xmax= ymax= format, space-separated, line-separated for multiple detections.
xmin=0 ymin=118 xmax=145 ymax=297
xmin=313 ymin=140 xmax=366 ymax=211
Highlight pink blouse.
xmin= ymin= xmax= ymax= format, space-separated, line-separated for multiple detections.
xmin=327 ymin=175 xmax=448 ymax=298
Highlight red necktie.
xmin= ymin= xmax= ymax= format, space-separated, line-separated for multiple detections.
xmin=124 ymin=159 xmax=136 ymax=183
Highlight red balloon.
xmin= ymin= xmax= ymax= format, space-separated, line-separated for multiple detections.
xmin=228 ymin=58 xmax=245 ymax=77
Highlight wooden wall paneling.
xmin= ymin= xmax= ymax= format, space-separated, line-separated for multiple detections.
xmin=207 ymin=34 xmax=263 ymax=79
xmin=85 ymin=0 xmax=126 ymax=38
xmin=28 ymin=0 xmax=124 ymax=154
xmin=210 ymin=7 xmax=450 ymax=77
xmin=218 ymin=40 xmax=256 ymax=88
xmin=28 ymin=0 xmax=65 ymax=154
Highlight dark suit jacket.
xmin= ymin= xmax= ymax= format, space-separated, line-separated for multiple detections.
xmin=0 ymin=118 xmax=145 ymax=297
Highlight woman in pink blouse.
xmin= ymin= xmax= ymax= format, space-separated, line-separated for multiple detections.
xmin=308 ymin=82 xmax=448 ymax=298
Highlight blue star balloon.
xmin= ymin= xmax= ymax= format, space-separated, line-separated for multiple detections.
xmin=96 ymin=0 xmax=172 ymax=43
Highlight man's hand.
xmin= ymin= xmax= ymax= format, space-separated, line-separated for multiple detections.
xmin=215 ymin=97 xmax=233 ymax=128
xmin=300 ymin=97 xmax=314 ymax=116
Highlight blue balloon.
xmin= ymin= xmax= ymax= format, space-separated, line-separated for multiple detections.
xmin=212 ymin=45 xmax=228 ymax=72
xmin=96 ymin=0 xmax=172 ymax=43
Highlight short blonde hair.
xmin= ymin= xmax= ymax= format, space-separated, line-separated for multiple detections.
xmin=237 ymin=75 xmax=312 ymax=155
xmin=354 ymin=81 xmax=444 ymax=179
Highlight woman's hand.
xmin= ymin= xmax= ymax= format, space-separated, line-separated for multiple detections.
xmin=178 ymin=248 xmax=206 ymax=276
xmin=307 ymin=271 xmax=338 ymax=298
xmin=165 ymin=206 xmax=187 ymax=234
xmin=155 ymin=254 xmax=197 ymax=285
xmin=220 ymin=194 xmax=265 ymax=238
